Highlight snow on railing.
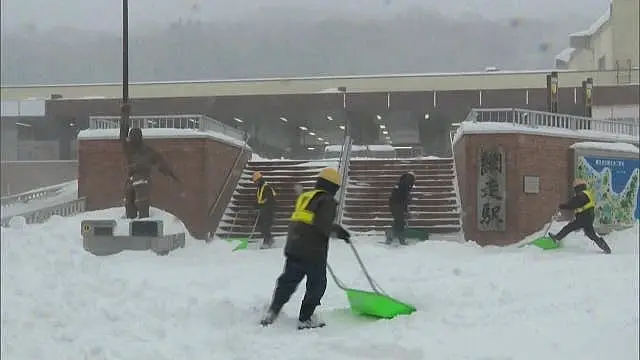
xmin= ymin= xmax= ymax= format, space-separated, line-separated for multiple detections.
xmin=449 ymin=125 xmax=464 ymax=235
xmin=89 ymin=114 xmax=246 ymax=142
xmin=1 ymin=198 xmax=86 ymax=227
xmin=1 ymin=181 xmax=76 ymax=207
xmin=467 ymin=108 xmax=639 ymax=137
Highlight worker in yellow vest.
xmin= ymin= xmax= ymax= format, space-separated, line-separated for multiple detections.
xmin=252 ymin=171 xmax=277 ymax=249
xmin=260 ymin=168 xmax=351 ymax=330
xmin=549 ymin=179 xmax=611 ymax=254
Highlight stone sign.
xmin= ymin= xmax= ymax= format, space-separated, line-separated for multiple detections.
xmin=477 ymin=147 xmax=507 ymax=232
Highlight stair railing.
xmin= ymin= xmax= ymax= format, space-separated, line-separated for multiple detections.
xmin=335 ymin=136 xmax=353 ymax=225
xmin=207 ymin=134 xmax=250 ymax=240
xmin=449 ymin=124 xmax=465 ymax=240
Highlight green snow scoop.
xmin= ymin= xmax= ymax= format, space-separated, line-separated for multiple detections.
xmin=527 ymin=236 xmax=561 ymax=250
xmin=227 ymin=214 xmax=260 ymax=252
xmin=520 ymin=211 xmax=562 ymax=250
xmin=227 ymin=237 xmax=249 ymax=251
xmin=385 ymin=227 xmax=429 ymax=242
xmin=328 ymin=239 xmax=417 ymax=319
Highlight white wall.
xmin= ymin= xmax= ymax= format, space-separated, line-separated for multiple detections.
xmin=612 ymin=0 xmax=640 ymax=69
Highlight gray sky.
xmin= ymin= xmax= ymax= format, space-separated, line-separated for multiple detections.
xmin=2 ymin=0 xmax=609 ymax=33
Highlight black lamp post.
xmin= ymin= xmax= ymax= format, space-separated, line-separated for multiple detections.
xmin=121 ymin=0 xmax=130 ymax=129
xmin=338 ymin=86 xmax=348 ymax=138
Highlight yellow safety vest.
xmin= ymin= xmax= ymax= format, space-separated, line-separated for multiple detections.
xmin=575 ymin=189 xmax=595 ymax=214
xmin=290 ymin=189 xmax=325 ymax=224
xmin=257 ymin=183 xmax=276 ymax=205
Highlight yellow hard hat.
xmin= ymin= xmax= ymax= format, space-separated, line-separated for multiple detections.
xmin=318 ymin=168 xmax=341 ymax=186
xmin=573 ymin=179 xmax=586 ymax=187
xmin=252 ymin=171 xmax=262 ymax=182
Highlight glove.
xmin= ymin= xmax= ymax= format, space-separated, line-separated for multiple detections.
xmin=331 ymin=224 xmax=351 ymax=243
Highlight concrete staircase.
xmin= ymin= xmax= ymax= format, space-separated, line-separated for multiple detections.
xmin=215 ymin=159 xmax=338 ymax=238
xmin=342 ymin=158 xmax=461 ymax=234
xmin=215 ymin=157 xmax=461 ymax=239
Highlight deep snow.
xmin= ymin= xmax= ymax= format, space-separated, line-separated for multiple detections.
xmin=1 ymin=208 xmax=638 ymax=360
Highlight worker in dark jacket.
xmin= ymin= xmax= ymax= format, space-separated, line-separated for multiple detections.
xmin=252 ymin=171 xmax=277 ymax=249
xmin=548 ymin=179 xmax=611 ymax=254
xmin=120 ymin=109 xmax=180 ymax=219
xmin=386 ymin=172 xmax=416 ymax=245
xmin=260 ymin=168 xmax=351 ymax=330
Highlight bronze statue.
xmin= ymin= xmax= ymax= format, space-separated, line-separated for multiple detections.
xmin=120 ymin=106 xmax=180 ymax=219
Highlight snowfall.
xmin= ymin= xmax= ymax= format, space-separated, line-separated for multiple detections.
xmin=1 ymin=207 xmax=638 ymax=360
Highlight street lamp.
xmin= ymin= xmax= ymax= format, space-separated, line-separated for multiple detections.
xmin=121 ymin=0 xmax=130 ymax=129
xmin=337 ymin=86 xmax=348 ymax=138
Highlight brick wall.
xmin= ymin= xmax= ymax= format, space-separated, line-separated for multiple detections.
xmin=454 ymin=133 xmax=588 ymax=246
xmin=78 ymin=136 xmax=250 ymax=239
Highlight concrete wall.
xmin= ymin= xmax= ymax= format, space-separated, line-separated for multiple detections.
xmin=17 ymin=141 xmax=60 ymax=160
xmin=1 ymin=120 xmax=18 ymax=161
xmin=593 ymin=104 xmax=640 ymax=119
xmin=1 ymin=160 xmax=78 ymax=196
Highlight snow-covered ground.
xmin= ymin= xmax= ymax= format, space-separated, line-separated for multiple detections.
xmin=1 ymin=208 xmax=638 ymax=360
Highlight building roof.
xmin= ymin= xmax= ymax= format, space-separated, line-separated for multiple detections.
xmin=1 ymin=69 xmax=638 ymax=101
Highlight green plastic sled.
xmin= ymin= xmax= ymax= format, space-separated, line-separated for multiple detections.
xmin=345 ymin=288 xmax=416 ymax=319
xmin=405 ymin=227 xmax=430 ymax=241
xmin=385 ymin=227 xmax=430 ymax=242
xmin=226 ymin=237 xmax=249 ymax=251
xmin=529 ymin=236 xmax=561 ymax=250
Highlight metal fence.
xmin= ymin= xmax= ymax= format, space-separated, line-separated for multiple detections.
xmin=0 ymin=180 xmax=75 ymax=207
xmin=89 ymin=114 xmax=246 ymax=142
xmin=1 ymin=198 xmax=86 ymax=227
xmin=466 ymin=108 xmax=639 ymax=138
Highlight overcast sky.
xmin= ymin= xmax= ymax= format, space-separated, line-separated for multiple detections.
xmin=2 ymin=0 xmax=609 ymax=33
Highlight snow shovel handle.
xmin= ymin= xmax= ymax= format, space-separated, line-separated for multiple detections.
xmin=346 ymin=241 xmax=387 ymax=296
xmin=541 ymin=209 xmax=561 ymax=235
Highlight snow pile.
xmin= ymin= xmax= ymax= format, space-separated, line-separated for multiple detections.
xmin=1 ymin=209 xmax=638 ymax=360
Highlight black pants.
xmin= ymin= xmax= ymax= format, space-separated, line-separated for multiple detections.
xmin=258 ymin=208 xmax=275 ymax=245
xmin=269 ymin=256 xmax=327 ymax=321
xmin=554 ymin=213 xmax=611 ymax=252
xmin=124 ymin=180 xmax=151 ymax=219
xmin=389 ymin=208 xmax=407 ymax=243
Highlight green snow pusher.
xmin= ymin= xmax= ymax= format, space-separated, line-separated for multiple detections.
xmin=520 ymin=210 xmax=562 ymax=250
xmin=328 ymin=240 xmax=417 ymax=319
xmin=528 ymin=236 xmax=561 ymax=250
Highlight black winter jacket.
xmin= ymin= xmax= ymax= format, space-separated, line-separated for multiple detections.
xmin=284 ymin=178 xmax=339 ymax=265
xmin=389 ymin=173 xmax=414 ymax=215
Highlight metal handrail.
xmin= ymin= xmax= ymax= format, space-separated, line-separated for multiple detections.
xmin=449 ymin=125 xmax=464 ymax=238
xmin=468 ymin=108 xmax=639 ymax=137
xmin=208 ymin=138 xmax=250 ymax=240
xmin=1 ymin=197 xmax=86 ymax=227
xmin=335 ymin=136 xmax=353 ymax=225
xmin=89 ymin=114 xmax=246 ymax=142
xmin=1 ymin=180 xmax=76 ymax=207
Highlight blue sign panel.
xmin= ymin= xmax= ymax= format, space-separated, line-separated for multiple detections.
xmin=575 ymin=156 xmax=640 ymax=226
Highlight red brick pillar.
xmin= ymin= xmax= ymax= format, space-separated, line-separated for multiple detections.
xmin=77 ymin=129 xmax=250 ymax=240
